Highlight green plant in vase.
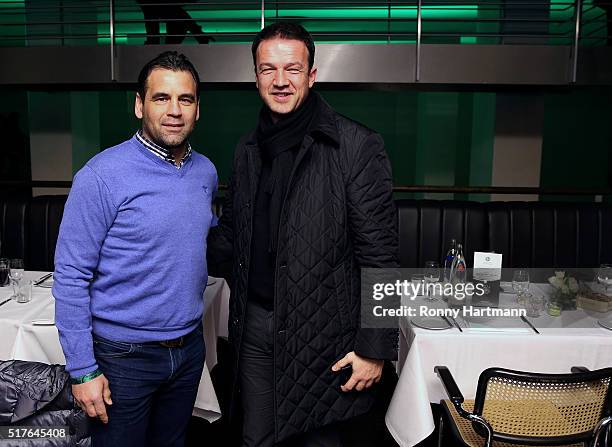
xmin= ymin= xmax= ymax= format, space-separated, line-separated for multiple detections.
xmin=548 ymin=271 xmax=579 ymax=310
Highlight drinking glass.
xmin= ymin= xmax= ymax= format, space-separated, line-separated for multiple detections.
xmin=16 ymin=280 xmax=33 ymax=304
xmin=0 ymin=258 xmax=9 ymax=287
xmin=597 ymin=264 xmax=612 ymax=294
xmin=411 ymin=273 xmax=425 ymax=297
xmin=512 ymin=269 xmax=530 ymax=302
xmin=424 ymin=261 xmax=441 ymax=301
xmin=524 ymin=294 xmax=545 ymax=318
xmin=9 ymin=258 xmax=24 ymax=300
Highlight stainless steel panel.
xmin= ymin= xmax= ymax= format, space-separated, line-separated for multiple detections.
xmin=0 ymin=43 xmax=610 ymax=86
xmin=0 ymin=46 xmax=110 ymax=84
xmin=419 ymin=45 xmax=571 ymax=85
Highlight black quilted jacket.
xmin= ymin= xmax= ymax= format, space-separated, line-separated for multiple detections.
xmin=208 ymin=97 xmax=399 ymax=442
xmin=0 ymin=360 xmax=90 ymax=447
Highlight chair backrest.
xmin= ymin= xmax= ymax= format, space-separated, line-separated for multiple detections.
xmin=472 ymin=367 xmax=612 ymax=444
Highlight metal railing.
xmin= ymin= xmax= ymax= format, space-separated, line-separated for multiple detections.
xmin=1 ymin=181 xmax=610 ymax=198
xmin=0 ymin=1 xmax=610 ymax=82
xmin=0 ymin=1 xmax=608 ymax=44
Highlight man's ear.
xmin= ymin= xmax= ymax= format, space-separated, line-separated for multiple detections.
xmin=308 ymin=67 xmax=317 ymax=88
xmin=196 ymin=100 xmax=200 ymax=122
xmin=135 ymin=92 xmax=144 ymax=119
xmin=254 ymin=67 xmax=259 ymax=89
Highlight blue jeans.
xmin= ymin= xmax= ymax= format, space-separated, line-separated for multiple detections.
xmin=90 ymin=325 xmax=205 ymax=447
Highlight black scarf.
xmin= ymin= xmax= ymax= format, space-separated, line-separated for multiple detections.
xmin=256 ymin=91 xmax=320 ymax=253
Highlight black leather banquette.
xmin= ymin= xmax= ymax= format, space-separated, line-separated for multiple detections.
xmin=397 ymin=199 xmax=612 ymax=268
xmin=1 ymin=195 xmax=611 ymax=271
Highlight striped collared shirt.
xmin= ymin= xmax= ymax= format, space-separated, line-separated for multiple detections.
xmin=135 ymin=130 xmax=192 ymax=169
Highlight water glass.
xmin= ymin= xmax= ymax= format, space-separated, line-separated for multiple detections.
xmin=9 ymin=258 xmax=24 ymax=300
xmin=524 ymin=294 xmax=545 ymax=318
xmin=512 ymin=269 xmax=530 ymax=300
xmin=16 ymin=280 xmax=33 ymax=304
xmin=10 ymin=258 xmax=24 ymax=280
xmin=411 ymin=273 xmax=425 ymax=297
xmin=597 ymin=264 xmax=612 ymax=293
xmin=424 ymin=261 xmax=441 ymax=301
xmin=0 ymin=258 xmax=9 ymax=287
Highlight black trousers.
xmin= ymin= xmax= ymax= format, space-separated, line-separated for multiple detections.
xmin=239 ymin=301 xmax=343 ymax=447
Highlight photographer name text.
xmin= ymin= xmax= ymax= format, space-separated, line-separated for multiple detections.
xmin=372 ymin=305 xmax=526 ymax=318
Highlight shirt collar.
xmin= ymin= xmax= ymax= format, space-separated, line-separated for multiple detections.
xmin=135 ymin=129 xmax=192 ymax=168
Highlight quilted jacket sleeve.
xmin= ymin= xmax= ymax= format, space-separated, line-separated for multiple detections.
xmin=346 ymin=132 xmax=399 ymax=361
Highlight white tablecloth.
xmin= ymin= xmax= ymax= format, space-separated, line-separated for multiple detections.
xmin=385 ymin=291 xmax=612 ymax=447
xmin=0 ymin=271 xmax=230 ymax=422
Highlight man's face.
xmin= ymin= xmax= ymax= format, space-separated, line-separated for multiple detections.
xmin=255 ymin=38 xmax=317 ymax=119
xmin=135 ymin=68 xmax=199 ymax=149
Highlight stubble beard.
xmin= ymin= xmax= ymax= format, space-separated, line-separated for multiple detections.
xmin=144 ymin=122 xmax=190 ymax=150
xmin=157 ymin=132 xmax=187 ymax=150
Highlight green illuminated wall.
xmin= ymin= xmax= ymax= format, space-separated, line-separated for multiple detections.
xmin=6 ymin=86 xmax=611 ymax=203
xmin=63 ymin=88 xmax=497 ymax=202
xmin=2 ymin=1 xmax=607 ymax=47
xmin=540 ymin=88 xmax=612 ymax=202
xmin=71 ymin=86 xmax=612 ymax=203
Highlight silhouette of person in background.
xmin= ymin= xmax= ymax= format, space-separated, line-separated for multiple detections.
xmin=136 ymin=0 xmax=214 ymax=44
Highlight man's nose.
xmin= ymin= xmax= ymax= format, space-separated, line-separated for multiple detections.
xmin=273 ymin=70 xmax=288 ymax=87
xmin=167 ymin=98 xmax=182 ymax=116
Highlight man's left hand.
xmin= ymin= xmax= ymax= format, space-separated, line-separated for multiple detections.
xmin=331 ymin=351 xmax=383 ymax=392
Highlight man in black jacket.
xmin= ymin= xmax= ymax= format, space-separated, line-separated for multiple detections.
xmin=208 ymin=22 xmax=398 ymax=446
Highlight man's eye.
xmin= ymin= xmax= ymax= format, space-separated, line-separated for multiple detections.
xmin=180 ymin=98 xmax=194 ymax=105
xmin=288 ymin=69 xmax=301 ymax=74
xmin=260 ymin=69 xmax=274 ymax=74
xmin=154 ymin=97 xmax=168 ymax=102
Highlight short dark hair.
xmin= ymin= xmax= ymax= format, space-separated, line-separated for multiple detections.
xmin=251 ymin=22 xmax=315 ymax=70
xmin=137 ymin=51 xmax=200 ymax=100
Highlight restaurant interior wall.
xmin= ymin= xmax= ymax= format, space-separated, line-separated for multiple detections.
xmin=1 ymin=0 xmax=609 ymax=201
xmin=540 ymin=88 xmax=612 ymax=202
xmin=3 ymin=86 xmax=610 ymax=203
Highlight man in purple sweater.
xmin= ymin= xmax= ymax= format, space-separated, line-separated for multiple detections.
xmin=52 ymin=51 xmax=217 ymax=446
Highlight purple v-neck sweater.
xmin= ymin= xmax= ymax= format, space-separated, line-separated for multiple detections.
xmin=53 ymin=136 xmax=217 ymax=377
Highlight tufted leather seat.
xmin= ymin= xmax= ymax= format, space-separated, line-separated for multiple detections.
xmin=1 ymin=195 xmax=611 ymax=271
xmin=0 ymin=195 xmax=65 ymax=271
xmin=0 ymin=199 xmax=28 ymax=262
xmin=397 ymin=199 xmax=612 ymax=268
xmin=26 ymin=196 xmax=67 ymax=271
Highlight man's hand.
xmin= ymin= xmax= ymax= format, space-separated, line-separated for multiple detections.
xmin=72 ymin=374 xmax=112 ymax=423
xmin=331 ymin=351 xmax=383 ymax=392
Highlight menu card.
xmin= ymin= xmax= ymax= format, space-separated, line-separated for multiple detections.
xmin=472 ymin=252 xmax=503 ymax=307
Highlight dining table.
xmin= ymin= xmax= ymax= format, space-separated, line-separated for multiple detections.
xmin=384 ymin=282 xmax=612 ymax=447
xmin=0 ymin=271 xmax=230 ymax=422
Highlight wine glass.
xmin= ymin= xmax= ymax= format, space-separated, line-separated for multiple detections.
xmin=512 ymin=269 xmax=530 ymax=304
xmin=9 ymin=258 xmax=24 ymax=300
xmin=597 ymin=264 xmax=612 ymax=294
xmin=424 ymin=261 xmax=441 ymax=301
